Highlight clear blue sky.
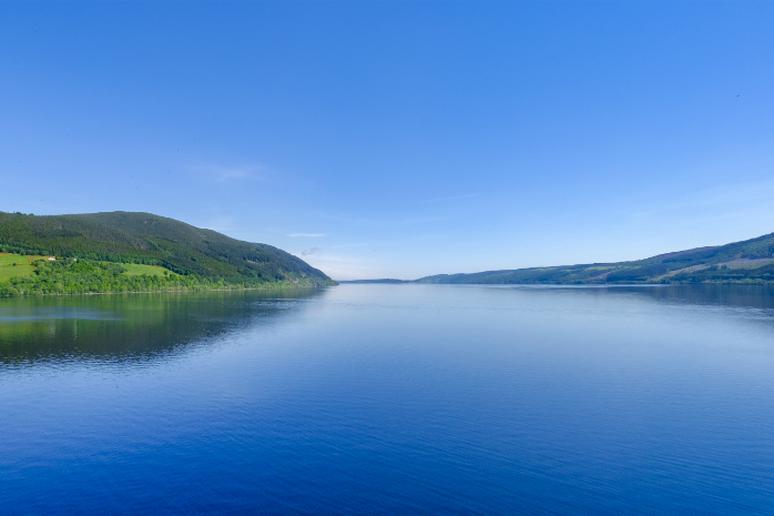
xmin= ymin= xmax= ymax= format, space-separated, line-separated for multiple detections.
xmin=1 ymin=1 xmax=773 ymax=280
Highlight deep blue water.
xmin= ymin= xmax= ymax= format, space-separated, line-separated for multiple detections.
xmin=1 ymin=284 xmax=773 ymax=514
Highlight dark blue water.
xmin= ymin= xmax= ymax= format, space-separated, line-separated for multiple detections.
xmin=1 ymin=285 xmax=773 ymax=514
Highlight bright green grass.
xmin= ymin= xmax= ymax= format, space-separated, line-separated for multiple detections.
xmin=0 ymin=253 xmax=48 ymax=281
xmin=120 ymin=263 xmax=176 ymax=277
xmin=0 ymin=253 xmax=175 ymax=283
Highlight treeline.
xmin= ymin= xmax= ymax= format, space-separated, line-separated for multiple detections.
xmin=0 ymin=242 xmax=168 ymax=267
xmin=0 ymin=259 xmax=328 ymax=297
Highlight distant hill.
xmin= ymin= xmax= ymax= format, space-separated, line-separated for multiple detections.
xmin=417 ymin=232 xmax=774 ymax=285
xmin=0 ymin=211 xmax=332 ymax=291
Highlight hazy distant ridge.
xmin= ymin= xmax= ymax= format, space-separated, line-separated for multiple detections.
xmin=416 ymin=232 xmax=774 ymax=285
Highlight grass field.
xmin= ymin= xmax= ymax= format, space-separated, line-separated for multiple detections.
xmin=121 ymin=263 xmax=176 ymax=277
xmin=0 ymin=253 xmax=46 ymax=281
xmin=0 ymin=253 xmax=176 ymax=283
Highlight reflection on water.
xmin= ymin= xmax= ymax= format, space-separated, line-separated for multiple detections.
xmin=3 ymin=285 xmax=771 ymax=365
xmin=479 ymin=284 xmax=774 ymax=311
xmin=0 ymin=289 xmax=323 ymax=363
xmin=1 ymin=284 xmax=773 ymax=513
xmin=605 ymin=284 xmax=774 ymax=311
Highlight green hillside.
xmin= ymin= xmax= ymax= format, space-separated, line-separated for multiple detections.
xmin=417 ymin=232 xmax=774 ymax=285
xmin=0 ymin=211 xmax=332 ymax=295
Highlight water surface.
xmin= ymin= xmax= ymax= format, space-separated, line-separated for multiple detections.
xmin=1 ymin=285 xmax=773 ymax=513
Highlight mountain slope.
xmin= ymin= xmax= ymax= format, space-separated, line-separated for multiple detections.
xmin=0 ymin=211 xmax=332 ymax=285
xmin=417 ymin=233 xmax=774 ymax=285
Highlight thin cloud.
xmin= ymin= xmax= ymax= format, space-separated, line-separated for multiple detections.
xmin=420 ymin=192 xmax=480 ymax=204
xmin=629 ymin=178 xmax=774 ymax=221
xmin=288 ymin=232 xmax=327 ymax=238
xmin=314 ymin=211 xmax=453 ymax=227
xmin=296 ymin=250 xmax=385 ymax=281
xmin=190 ymin=163 xmax=270 ymax=183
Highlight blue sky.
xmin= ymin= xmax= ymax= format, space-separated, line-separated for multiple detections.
xmin=1 ymin=1 xmax=773 ymax=279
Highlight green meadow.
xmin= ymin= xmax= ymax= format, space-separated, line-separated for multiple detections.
xmin=0 ymin=253 xmax=192 ymax=296
xmin=120 ymin=262 xmax=176 ymax=277
xmin=0 ymin=253 xmax=46 ymax=281
xmin=0 ymin=253 xmax=173 ymax=282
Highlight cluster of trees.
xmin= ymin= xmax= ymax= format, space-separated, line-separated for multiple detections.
xmin=0 ymin=258 xmax=328 ymax=297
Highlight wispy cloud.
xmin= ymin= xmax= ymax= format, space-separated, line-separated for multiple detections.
xmin=295 ymin=250 xmax=385 ymax=281
xmin=314 ymin=211 xmax=452 ymax=227
xmin=189 ymin=162 xmax=270 ymax=183
xmin=300 ymin=247 xmax=321 ymax=256
xmin=629 ymin=178 xmax=774 ymax=222
xmin=288 ymin=232 xmax=327 ymax=238
xmin=420 ymin=192 xmax=480 ymax=204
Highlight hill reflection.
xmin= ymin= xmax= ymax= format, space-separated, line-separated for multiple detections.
xmin=0 ymin=289 xmax=325 ymax=363
xmin=568 ymin=284 xmax=774 ymax=312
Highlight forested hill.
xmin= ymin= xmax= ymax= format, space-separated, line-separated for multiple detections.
xmin=417 ymin=232 xmax=774 ymax=285
xmin=0 ymin=211 xmax=332 ymax=286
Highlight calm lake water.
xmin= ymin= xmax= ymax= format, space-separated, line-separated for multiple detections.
xmin=1 ymin=284 xmax=773 ymax=514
